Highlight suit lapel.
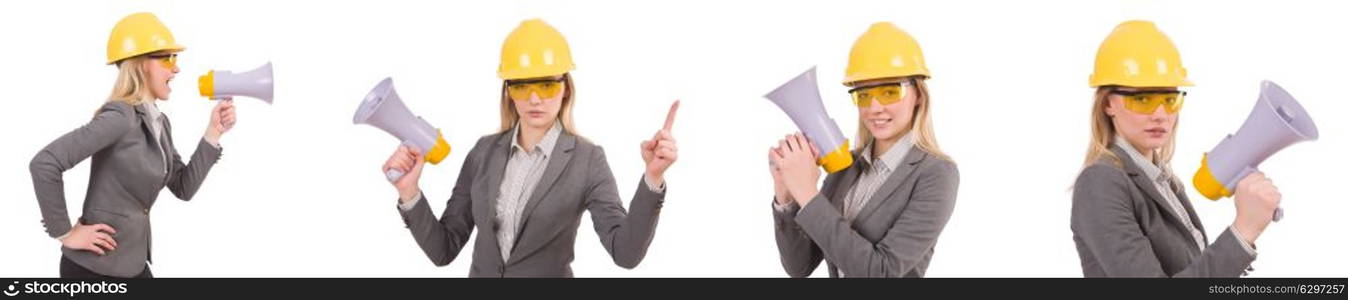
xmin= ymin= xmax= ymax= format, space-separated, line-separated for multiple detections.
xmin=131 ymin=105 xmax=164 ymax=208
xmin=853 ymin=149 xmax=925 ymax=223
xmin=1112 ymin=146 xmax=1202 ymax=249
xmin=483 ymin=133 xmax=512 ymax=230
xmin=512 ymin=133 xmax=577 ymax=248
xmin=132 ymin=105 xmax=163 ymax=162
xmin=828 ymin=151 xmax=863 ymax=214
xmin=158 ymin=115 xmax=175 ymax=186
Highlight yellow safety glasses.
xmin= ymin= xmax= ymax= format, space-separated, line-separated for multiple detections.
xmin=848 ymin=81 xmax=910 ymax=107
xmin=507 ymin=78 xmax=564 ymax=101
xmin=146 ymin=53 xmax=177 ymax=70
xmin=1112 ymin=90 xmax=1186 ymax=114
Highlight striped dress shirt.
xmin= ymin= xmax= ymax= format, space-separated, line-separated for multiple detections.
xmin=495 ymin=122 xmax=562 ymax=261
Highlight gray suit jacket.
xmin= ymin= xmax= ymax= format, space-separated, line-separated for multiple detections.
xmin=399 ymin=131 xmax=665 ymax=277
xmin=30 ymin=102 xmax=222 ymax=277
xmin=1071 ymin=145 xmax=1254 ymax=277
xmin=773 ymin=148 xmax=959 ymax=277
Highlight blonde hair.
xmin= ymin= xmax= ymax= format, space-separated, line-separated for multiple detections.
xmin=855 ymin=77 xmax=950 ymax=161
xmin=498 ymin=73 xmax=580 ymax=137
xmin=106 ymin=56 xmax=157 ymax=107
xmin=1082 ymin=87 xmax=1179 ymax=169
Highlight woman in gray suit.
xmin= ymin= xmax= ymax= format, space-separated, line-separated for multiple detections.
xmin=29 ymin=12 xmax=236 ymax=278
xmin=1070 ymin=20 xmax=1281 ymax=277
xmin=770 ymin=22 xmax=959 ymax=278
xmin=380 ymin=19 xmax=678 ymax=277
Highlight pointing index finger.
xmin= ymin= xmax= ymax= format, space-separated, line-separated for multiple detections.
xmin=662 ymin=100 xmax=680 ymax=131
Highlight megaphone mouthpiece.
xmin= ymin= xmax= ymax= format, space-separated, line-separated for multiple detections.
xmin=199 ymin=62 xmax=274 ymax=104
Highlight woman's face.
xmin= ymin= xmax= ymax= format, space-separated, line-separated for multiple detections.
xmin=142 ymin=52 xmax=179 ymax=100
xmin=1106 ymin=86 xmax=1180 ymax=153
xmin=851 ymin=77 xmax=919 ymax=143
xmin=509 ymin=75 xmax=566 ymax=129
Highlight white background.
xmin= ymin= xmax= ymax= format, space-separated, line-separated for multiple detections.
xmin=1 ymin=0 xmax=1344 ymax=277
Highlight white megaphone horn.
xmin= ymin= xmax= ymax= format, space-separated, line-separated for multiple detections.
xmin=354 ymin=77 xmax=451 ymax=182
xmin=1193 ymin=80 xmax=1318 ymax=222
xmin=764 ymin=66 xmax=853 ymax=173
xmin=198 ymin=62 xmax=274 ymax=104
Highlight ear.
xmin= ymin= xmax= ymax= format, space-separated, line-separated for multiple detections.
xmin=561 ymin=75 xmax=573 ymax=103
xmin=908 ymin=84 xmax=923 ymax=109
xmin=1103 ymin=96 xmax=1117 ymax=117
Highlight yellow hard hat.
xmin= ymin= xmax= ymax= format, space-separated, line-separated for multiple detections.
xmin=1089 ymin=20 xmax=1191 ymax=87
xmin=107 ymin=12 xmax=185 ymax=65
xmin=844 ymin=22 xmax=929 ymax=85
xmin=498 ymin=19 xmax=575 ymax=80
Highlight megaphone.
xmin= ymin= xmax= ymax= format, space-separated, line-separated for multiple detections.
xmin=199 ymin=62 xmax=274 ymax=104
xmin=764 ymin=66 xmax=853 ymax=173
xmin=354 ymin=77 xmax=451 ymax=182
xmin=1193 ymin=80 xmax=1318 ymax=221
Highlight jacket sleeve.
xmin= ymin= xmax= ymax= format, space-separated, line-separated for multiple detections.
xmin=585 ymin=146 xmax=665 ymax=269
xmin=773 ymin=197 xmax=822 ymax=277
xmin=163 ymin=113 xmax=223 ymax=201
xmin=29 ymin=102 xmax=137 ymax=237
xmin=398 ymin=137 xmax=485 ymax=266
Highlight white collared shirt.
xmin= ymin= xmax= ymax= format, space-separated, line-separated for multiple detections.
xmin=494 ymin=122 xmax=563 ymax=261
xmin=842 ymin=133 xmax=914 ymax=222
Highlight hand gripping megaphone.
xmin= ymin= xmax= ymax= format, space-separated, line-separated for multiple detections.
xmin=198 ymin=62 xmax=274 ymax=103
xmin=764 ymin=66 xmax=853 ymax=173
xmin=1193 ymin=80 xmax=1318 ymax=221
xmin=354 ymin=77 xmax=451 ymax=182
